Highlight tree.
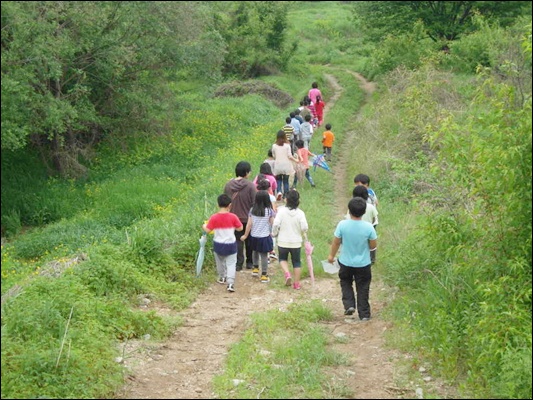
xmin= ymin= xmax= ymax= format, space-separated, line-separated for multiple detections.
xmin=353 ymin=1 xmax=531 ymax=45
xmin=1 ymin=1 xmax=224 ymax=176
xmin=213 ymin=1 xmax=292 ymax=78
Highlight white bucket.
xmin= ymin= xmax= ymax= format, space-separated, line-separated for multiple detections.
xmin=321 ymin=259 xmax=340 ymax=274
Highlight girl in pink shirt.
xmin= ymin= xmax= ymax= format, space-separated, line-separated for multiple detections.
xmin=252 ymin=162 xmax=277 ymax=194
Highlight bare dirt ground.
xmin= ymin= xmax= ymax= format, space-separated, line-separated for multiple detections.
xmin=115 ymin=73 xmax=432 ymax=399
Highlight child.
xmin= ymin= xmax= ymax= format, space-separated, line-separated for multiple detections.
xmin=282 ymin=116 xmax=295 ymax=151
xmin=290 ymin=112 xmax=301 ymax=143
xmin=354 ymin=173 xmax=379 ymax=208
xmin=328 ymin=197 xmax=377 ymax=320
xmin=300 ymin=99 xmax=311 ymax=121
xmin=294 ymin=108 xmax=304 ymax=124
xmin=240 ymin=190 xmax=275 ymax=283
xmin=272 ymin=189 xmax=309 ymax=290
xmin=347 ymin=185 xmax=378 ymax=228
xmin=293 ymin=139 xmax=316 ymax=188
xmin=256 ymin=179 xmax=278 ymax=262
xmin=314 ymin=95 xmax=325 ymax=127
xmin=353 ymin=174 xmax=379 ymax=264
xmin=308 ymin=100 xmax=317 ymax=128
xmin=252 ymin=162 xmax=277 ymax=195
xmin=264 ymin=149 xmax=275 ymax=172
xmin=203 ymin=194 xmax=244 ymax=292
xmin=256 ymin=177 xmax=277 ymax=212
xmin=322 ymin=123 xmax=335 ymax=162
xmin=300 ymin=114 xmax=314 ymax=150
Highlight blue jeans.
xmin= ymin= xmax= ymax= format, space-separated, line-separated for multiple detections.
xmin=276 ymin=174 xmax=290 ymax=197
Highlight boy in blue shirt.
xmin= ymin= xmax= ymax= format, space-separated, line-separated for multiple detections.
xmin=328 ymin=197 xmax=377 ymax=320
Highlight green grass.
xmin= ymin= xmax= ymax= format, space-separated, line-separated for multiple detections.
xmin=212 ymin=300 xmax=351 ymax=399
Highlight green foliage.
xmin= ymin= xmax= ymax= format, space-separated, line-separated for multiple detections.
xmin=353 ymin=1 xmax=531 ymax=43
xmin=214 ymin=1 xmax=293 ymax=77
xmin=369 ymin=21 xmax=436 ymax=78
xmin=372 ymin=28 xmax=532 ymax=398
xmin=443 ymin=15 xmax=533 ymax=77
xmin=1 ymin=1 xmax=223 ymax=176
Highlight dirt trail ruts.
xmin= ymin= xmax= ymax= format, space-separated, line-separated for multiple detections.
xmin=116 ymin=72 xmax=404 ymax=399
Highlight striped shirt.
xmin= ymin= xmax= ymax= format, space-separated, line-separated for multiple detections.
xmin=249 ymin=208 xmax=274 ymax=238
xmin=282 ymin=124 xmax=295 ymax=141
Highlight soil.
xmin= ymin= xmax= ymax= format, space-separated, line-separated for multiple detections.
xmin=115 ymin=73 xmax=436 ymax=399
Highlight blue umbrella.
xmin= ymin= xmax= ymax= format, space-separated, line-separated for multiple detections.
xmin=195 ymin=233 xmax=207 ymax=277
xmin=311 ymin=154 xmax=332 ymax=172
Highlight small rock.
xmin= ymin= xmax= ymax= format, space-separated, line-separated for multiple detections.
xmin=232 ymin=379 xmax=245 ymax=386
xmin=415 ymin=387 xmax=424 ymax=399
xmin=141 ymin=298 xmax=151 ymax=306
xmin=423 ymin=376 xmax=432 ymax=382
xmin=418 ymin=366 xmax=427 ymax=373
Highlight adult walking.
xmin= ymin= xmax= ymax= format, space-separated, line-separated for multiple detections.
xmin=224 ymin=161 xmax=257 ymax=271
xmin=272 ymin=130 xmax=298 ymax=200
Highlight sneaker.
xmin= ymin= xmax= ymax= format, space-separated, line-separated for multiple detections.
xmin=293 ymin=282 xmax=301 ymax=290
xmin=268 ymin=252 xmax=278 ymax=260
xmin=236 ymin=266 xmax=243 ymax=272
xmin=284 ymin=273 xmax=292 ymax=286
xmin=361 ymin=317 xmax=371 ymax=321
xmin=251 ymin=268 xmax=259 ymax=277
xmin=344 ymin=307 xmax=356 ymax=316
xmin=260 ymin=275 xmax=270 ymax=283
xmin=216 ymin=277 xmax=226 ymax=284
xmin=245 ymin=265 xmax=253 ymax=270
xmin=227 ymin=283 xmax=235 ymax=292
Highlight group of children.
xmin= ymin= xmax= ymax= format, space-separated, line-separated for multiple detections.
xmin=202 ymin=82 xmax=378 ymax=321
xmin=205 ymin=170 xmax=308 ymax=292
xmin=274 ymin=82 xmax=337 ymax=199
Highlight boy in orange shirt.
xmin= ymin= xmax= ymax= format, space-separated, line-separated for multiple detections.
xmin=321 ymin=123 xmax=335 ymax=161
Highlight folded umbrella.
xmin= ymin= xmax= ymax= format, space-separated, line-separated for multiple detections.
xmin=304 ymin=240 xmax=315 ymax=285
xmin=195 ymin=233 xmax=207 ymax=277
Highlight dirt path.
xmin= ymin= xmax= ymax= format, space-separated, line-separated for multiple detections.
xmin=116 ymin=72 xmax=407 ymax=399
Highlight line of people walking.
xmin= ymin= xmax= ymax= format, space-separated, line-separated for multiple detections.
xmin=202 ymin=81 xmax=379 ymax=321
